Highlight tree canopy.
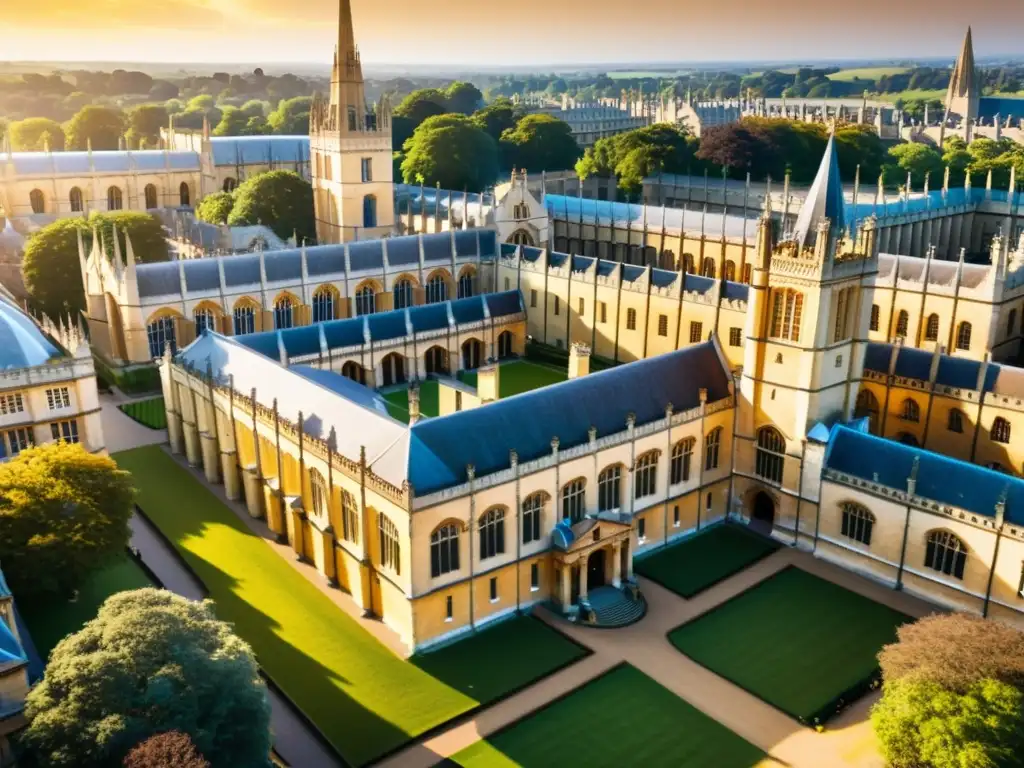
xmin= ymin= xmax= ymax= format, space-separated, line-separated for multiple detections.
xmin=267 ymin=96 xmax=311 ymax=134
xmin=471 ymin=98 xmax=523 ymax=142
xmin=212 ymin=107 xmax=250 ymax=137
xmin=577 ymin=124 xmax=698 ymax=192
xmin=125 ymin=105 xmax=168 ymax=149
xmin=400 ymin=114 xmax=499 ymax=192
xmin=22 ymin=589 xmax=272 ymax=768
xmin=22 ymin=211 xmax=168 ymax=319
xmin=195 ymin=191 xmax=235 ymax=226
xmin=444 ymin=81 xmax=484 ymax=115
xmin=885 ymin=143 xmax=945 ymax=188
xmin=499 ymin=114 xmax=580 ymax=174
xmin=227 ymin=170 xmax=314 ymax=243
xmin=8 ymin=117 xmax=66 ymax=151
xmin=0 ymin=443 xmax=134 ymax=601
xmin=394 ymin=89 xmax=448 ymax=127
xmin=66 ymin=105 xmax=126 ymax=151
xmin=122 ymin=732 xmax=210 ymax=768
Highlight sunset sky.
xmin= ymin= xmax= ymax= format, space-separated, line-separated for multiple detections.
xmin=5 ymin=0 xmax=1024 ymax=67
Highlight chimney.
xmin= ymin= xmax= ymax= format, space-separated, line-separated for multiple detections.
xmin=408 ymin=383 xmax=421 ymax=425
xmin=477 ymin=361 xmax=500 ymax=403
xmin=568 ymin=342 xmax=591 ymax=379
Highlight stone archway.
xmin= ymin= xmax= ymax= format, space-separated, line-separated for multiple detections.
xmin=587 ymin=548 xmax=606 ymax=591
xmin=751 ymin=490 xmax=775 ymax=535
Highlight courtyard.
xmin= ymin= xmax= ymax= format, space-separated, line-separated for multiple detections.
xmin=118 ymin=396 xmax=168 ymax=430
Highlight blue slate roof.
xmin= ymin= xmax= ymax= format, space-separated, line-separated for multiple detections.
xmin=407 ymin=341 xmax=731 ymax=494
xmin=824 ymin=426 xmax=1024 ymax=525
xmin=0 ymin=295 xmax=60 ymax=370
xmin=9 ymin=150 xmax=200 ymax=175
xmin=322 ymin=317 xmax=367 ymax=349
xmin=978 ymin=96 xmax=1024 ymax=120
xmin=894 ymin=347 xmax=932 ymax=381
xmin=0 ymin=616 xmax=26 ymax=667
xmin=484 ymin=291 xmax=523 ymax=318
xmin=863 ymin=343 xmax=892 ymax=374
xmin=367 ymin=311 xmax=408 ymax=342
xmin=791 ymin=133 xmax=845 ymax=246
xmin=209 ymin=136 xmax=309 ymax=166
xmin=451 ymin=296 xmax=486 ymax=325
xmin=409 ymin=303 xmax=451 ymax=333
xmin=281 ymin=325 xmax=322 ymax=358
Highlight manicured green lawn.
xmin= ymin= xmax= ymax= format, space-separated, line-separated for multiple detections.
xmin=119 ymin=396 xmax=168 ymax=430
xmin=20 ymin=552 xmax=153 ymax=661
xmin=669 ymin=567 xmax=910 ymax=724
xmin=115 ymin=445 xmax=587 ymax=766
xmin=827 ymin=66 xmax=910 ymax=82
xmin=634 ymin=524 xmax=780 ymax=598
xmin=450 ymin=664 xmax=767 ymax=767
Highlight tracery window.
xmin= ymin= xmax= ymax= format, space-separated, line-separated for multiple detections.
xmin=704 ymin=427 xmax=722 ymax=471
xmin=769 ymin=289 xmax=803 ymax=342
xmin=479 ymin=507 xmax=506 ymax=560
xmin=561 ymin=478 xmax=586 ymax=523
xmin=634 ymin=451 xmax=659 ymax=500
xmin=924 ymin=530 xmax=966 ymax=580
xmin=597 ymin=465 xmax=621 ymax=511
xmin=430 ymin=524 xmax=460 ymax=578
xmin=755 ymin=427 xmax=785 ymax=484
xmin=992 ymin=417 xmax=1011 ymax=444
xmin=378 ymin=514 xmax=400 ymax=574
xmin=522 ymin=493 xmax=544 ymax=544
xmin=841 ymin=503 xmax=874 ymax=546
xmin=670 ymin=438 xmax=695 ymax=485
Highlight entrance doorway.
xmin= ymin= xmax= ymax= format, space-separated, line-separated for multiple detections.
xmin=751 ymin=491 xmax=775 ymax=534
xmin=587 ymin=549 xmax=606 ymax=591
xmin=571 ymin=565 xmax=581 ymax=604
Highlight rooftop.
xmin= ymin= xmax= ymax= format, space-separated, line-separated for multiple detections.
xmin=0 ymin=293 xmax=60 ymax=370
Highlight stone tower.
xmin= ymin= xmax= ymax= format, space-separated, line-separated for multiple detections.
xmin=309 ymin=0 xmax=394 ymax=244
xmin=945 ymin=27 xmax=980 ymax=123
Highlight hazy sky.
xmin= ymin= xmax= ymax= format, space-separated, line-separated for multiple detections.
xmin=5 ymin=0 xmax=1024 ymax=67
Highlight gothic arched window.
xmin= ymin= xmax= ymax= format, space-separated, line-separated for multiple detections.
xmin=670 ymin=437 xmax=695 ymax=485
xmin=430 ymin=523 xmax=460 ymax=578
xmin=925 ymin=313 xmax=940 ymax=341
xmin=755 ymin=427 xmax=786 ymax=484
xmin=924 ymin=530 xmax=967 ymax=580
xmin=479 ymin=507 xmax=505 ymax=560
xmin=956 ymin=321 xmax=972 ymax=351
xmin=379 ymin=514 xmax=400 ymax=574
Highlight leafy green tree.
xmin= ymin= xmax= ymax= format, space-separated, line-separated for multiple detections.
xmin=22 ymin=212 xmax=168 ymax=318
xmin=22 ymin=589 xmax=271 ymax=768
xmin=212 ymin=107 xmax=248 ymax=137
xmin=400 ymin=114 xmax=499 ymax=191
xmin=243 ymin=116 xmax=270 ymax=136
xmin=0 ymin=443 xmax=134 ymax=601
xmin=66 ymin=106 xmax=126 ymax=151
xmin=834 ymin=124 xmax=885 ymax=182
xmin=871 ymin=677 xmax=1024 ymax=768
xmin=196 ymin=191 xmax=235 ymax=225
xmin=500 ymin=114 xmax=580 ymax=173
xmin=471 ymin=98 xmax=522 ymax=142
xmin=392 ymin=115 xmax=416 ymax=153
xmin=123 ymin=732 xmax=209 ymax=768
xmin=444 ymin=81 xmax=483 ymax=115
xmin=267 ymin=96 xmax=311 ymax=134
xmin=125 ymin=105 xmax=168 ymax=149
xmin=393 ymin=88 xmax=448 ymax=127
xmin=886 ymin=143 xmax=944 ymax=188
xmin=239 ymin=99 xmax=270 ymax=118
xmin=8 ymin=118 xmax=66 ymax=151
xmin=227 ymin=170 xmax=314 ymax=243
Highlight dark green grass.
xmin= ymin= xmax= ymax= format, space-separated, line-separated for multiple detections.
xmin=116 ymin=446 xmax=586 ymax=766
xmin=118 ymin=396 xmax=168 ymax=430
xmin=634 ymin=524 xmax=780 ymax=598
xmin=449 ymin=664 xmax=767 ymax=767
xmin=20 ymin=552 xmax=152 ymax=661
xmin=669 ymin=567 xmax=910 ymax=723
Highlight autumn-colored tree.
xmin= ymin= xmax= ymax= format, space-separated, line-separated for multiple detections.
xmin=123 ymin=732 xmax=210 ymax=768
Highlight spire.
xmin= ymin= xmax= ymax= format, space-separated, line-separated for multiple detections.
xmin=791 ymin=131 xmax=845 ymax=248
xmin=337 ymin=0 xmax=361 ymax=82
xmin=946 ymin=27 xmax=979 ymax=120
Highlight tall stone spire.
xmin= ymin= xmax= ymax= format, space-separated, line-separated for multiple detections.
xmin=328 ymin=0 xmax=366 ymax=124
xmin=946 ymin=27 xmax=979 ymax=121
xmin=792 ymin=131 xmax=845 ymax=248
xmin=337 ymin=0 xmax=361 ymax=84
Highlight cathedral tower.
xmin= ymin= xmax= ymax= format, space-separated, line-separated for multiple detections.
xmin=309 ymin=0 xmax=394 ymax=244
xmin=945 ymin=27 xmax=980 ymax=123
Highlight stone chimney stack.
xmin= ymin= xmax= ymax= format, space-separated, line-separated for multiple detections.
xmin=477 ymin=361 xmax=500 ymax=403
xmin=568 ymin=342 xmax=591 ymax=379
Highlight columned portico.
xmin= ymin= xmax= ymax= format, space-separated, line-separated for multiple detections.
xmin=551 ymin=516 xmax=633 ymax=613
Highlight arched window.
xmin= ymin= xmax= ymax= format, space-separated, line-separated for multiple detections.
xmin=457 ymin=270 xmax=474 ymax=299
xmin=233 ymin=303 xmax=256 ymax=335
xmin=901 ymin=399 xmax=920 ymax=423
xmin=956 ymin=321 xmax=972 ymax=351
xmin=340 ymin=489 xmax=358 ymax=543
xmin=146 ymin=316 xmax=177 ymax=359
xmin=723 ymin=260 xmax=736 ymax=282
xmin=393 ymin=278 xmax=413 ymax=309
xmin=424 ymin=345 xmax=448 ymax=376
xmin=701 ymin=257 xmax=716 ymax=278
xmin=497 ymin=331 xmax=514 ymax=359
xmin=194 ymin=307 xmax=215 ymax=335
xmin=363 ymin=194 xmax=377 ymax=229
xmin=992 ymin=417 xmax=1011 ymax=444
xmin=461 ymin=338 xmax=482 ymax=370
xmin=924 ymin=530 xmax=967 ymax=579
xmin=107 ymin=186 xmax=123 ymax=211
xmin=430 ymin=523 xmax=460 ymax=578
xmin=947 ymin=408 xmax=964 ymax=433
xmin=426 ymin=274 xmax=448 ymax=304
xmin=894 ymin=310 xmax=909 ymax=339
xmin=29 ymin=189 xmax=45 ymax=214
xmin=341 ymin=361 xmax=364 ymax=385
xmin=925 ymin=314 xmax=940 ymax=341
xmin=769 ymin=288 xmax=803 ymax=342
xmin=840 ymin=503 xmax=874 ymax=546
xmin=144 ymin=184 xmax=158 ymax=210
xmin=832 ymin=288 xmax=851 ymax=342
xmin=479 ymin=507 xmax=505 ymax=560
xmin=513 ymin=203 xmax=530 ymax=220
xmin=378 ymin=514 xmax=400 ymax=574
xmin=897 ymin=432 xmax=919 ymax=446
xmin=659 ymin=250 xmax=675 ymax=270
xmin=755 ymin=426 xmax=786 ymax=484
xmin=561 ymin=478 xmax=586 ymax=523
xmin=69 ymin=187 xmax=84 ymax=213
xmin=179 ymin=182 xmax=191 ymax=207
xmin=626 ymin=308 xmax=637 ymax=331
xmin=634 ymin=451 xmax=659 ymax=500
xmin=704 ymin=427 xmax=722 ymax=471
xmin=670 ymin=437 xmax=695 ymax=485
xmin=869 ymin=304 xmax=880 ymax=332
xmin=742 ymin=263 xmax=752 ymax=284
xmin=310 ymin=470 xmax=329 ymax=522
xmin=354 ymin=284 xmax=376 ymax=316
xmin=522 ymin=493 xmax=544 ymax=544
xmin=854 ymin=389 xmax=880 ymax=433
xmin=682 ymin=254 xmax=696 ymax=274
xmin=509 ymin=229 xmax=534 ymax=246
xmin=312 ymin=287 xmax=335 ymax=323
xmin=598 ymin=465 xmax=621 ymax=512
xmin=223 ymin=178 xmax=237 ymax=193
xmin=274 ymin=295 xmax=294 ymax=329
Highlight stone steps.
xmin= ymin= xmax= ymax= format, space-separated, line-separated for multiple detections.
xmin=584 ymin=586 xmax=646 ymax=628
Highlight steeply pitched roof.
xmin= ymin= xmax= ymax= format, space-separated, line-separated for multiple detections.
xmin=947 ymin=27 xmax=978 ymax=105
xmin=0 ymin=294 xmax=60 ymax=370
xmin=791 ymin=133 xmax=845 ymax=247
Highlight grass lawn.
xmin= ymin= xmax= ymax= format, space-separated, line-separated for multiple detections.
xmin=383 ymin=360 xmax=567 ymax=424
xmin=669 ymin=567 xmax=910 ymax=724
xmin=634 ymin=524 xmax=780 ymax=598
xmin=119 ymin=396 xmax=168 ymax=430
xmin=828 ymin=66 xmax=910 ymax=82
xmin=115 ymin=445 xmax=587 ymax=766
xmin=449 ymin=664 xmax=767 ymax=767
xmin=877 ymin=89 xmax=946 ymax=103
xmin=20 ymin=551 xmax=152 ymax=661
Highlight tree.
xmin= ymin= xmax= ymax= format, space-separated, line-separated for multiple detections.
xmin=22 ymin=212 xmax=168 ymax=319
xmin=243 ymin=116 xmax=270 ymax=136
xmin=445 ymin=81 xmax=483 ymax=115
xmin=266 ymin=96 xmax=311 ymax=134
xmin=126 ymin=105 xmax=168 ymax=149
xmin=212 ymin=107 xmax=248 ymax=137
xmin=66 ymin=105 xmax=126 ymax=151
xmin=196 ymin=192 xmax=235 ymax=226
xmin=227 ymin=170 xmax=314 ymax=243
xmin=500 ymin=114 xmax=580 ymax=173
xmin=887 ymin=143 xmax=945 ymax=188
xmin=0 ymin=443 xmax=133 ymax=602
xmin=695 ymin=123 xmax=762 ymax=172
xmin=871 ymin=677 xmax=1024 ymax=768
xmin=392 ymin=115 xmax=416 ymax=153
xmin=22 ymin=589 xmax=271 ymax=768
xmin=471 ymin=98 xmax=522 ymax=142
xmin=8 ymin=118 xmax=66 ymax=151
xmin=393 ymin=88 xmax=448 ymax=127
xmin=400 ymin=114 xmax=499 ymax=191
xmin=123 ymin=732 xmax=210 ymax=768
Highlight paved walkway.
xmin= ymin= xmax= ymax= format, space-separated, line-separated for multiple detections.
xmin=99 ymin=393 xmax=167 ymax=453
xmin=375 ymin=547 xmax=937 ymax=768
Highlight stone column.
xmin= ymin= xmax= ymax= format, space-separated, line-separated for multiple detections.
xmin=182 ymin=421 xmax=201 ymax=467
xmin=221 ymin=453 xmax=241 ymax=500
xmin=612 ymin=542 xmax=622 ymax=587
xmin=241 ymin=466 xmax=263 ymax=519
xmin=559 ymin=564 xmax=571 ymax=611
xmin=625 ymin=543 xmax=634 ymax=580
xmin=579 ymin=555 xmax=589 ymax=601
xmin=200 ymin=433 xmax=219 ymax=483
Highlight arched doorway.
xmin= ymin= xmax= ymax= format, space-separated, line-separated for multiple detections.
xmin=462 ymin=338 xmax=483 ymax=370
xmin=425 ymin=345 xmax=448 ymax=376
xmin=751 ymin=491 xmax=775 ymax=533
xmin=587 ymin=549 xmax=606 ymax=591
xmin=497 ymin=331 xmax=514 ymax=359
xmin=341 ymin=361 xmax=364 ymax=385
xmin=380 ymin=353 xmax=406 ymax=387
